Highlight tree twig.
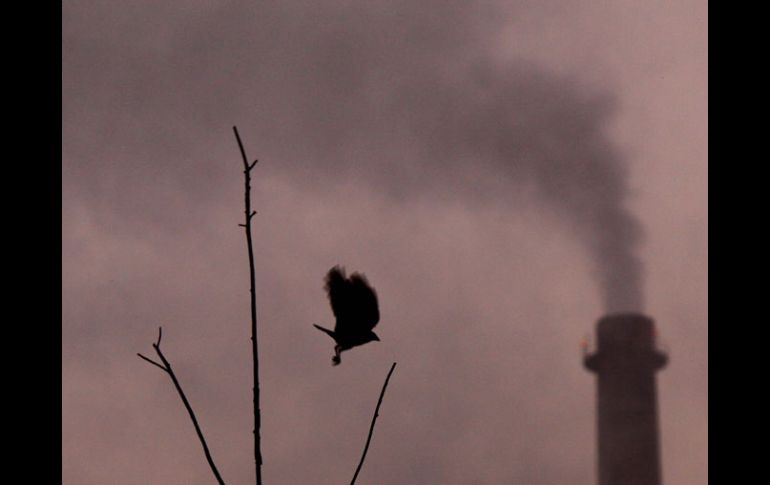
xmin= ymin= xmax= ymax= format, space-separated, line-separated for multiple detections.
xmin=233 ymin=125 xmax=263 ymax=485
xmin=350 ymin=362 xmax=397 ymax=485
xmin=136 ymin=352 xmax=165 ymax=371
xmin=138 ymin=326 xmax=227 ymax=485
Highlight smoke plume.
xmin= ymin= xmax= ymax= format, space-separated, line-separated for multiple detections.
xmin=247 ymin=1 xmax=646 ymax=312
xmin=63 ymin=1 xmax=645 ymax=311
xmin=222 ymin=5 xmax=647 ymax=312
xmin=389 ymin=62 xmax=646 ymax=312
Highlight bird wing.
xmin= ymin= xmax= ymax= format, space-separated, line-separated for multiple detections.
xmin=325 ymin=266 xmax=349 ymax=322
xmin=324 ymin=266 xmax=380 ymax=334
xmin=347 ymin=272 xmax=380 ymax=331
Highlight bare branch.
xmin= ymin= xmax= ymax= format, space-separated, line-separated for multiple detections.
xmin=139 ymin=329 xmax=227 ymax=485
xmin=233 ymin=125 xmax=263 ymax=485
xmin=233 ymin=126 xmax=249 ymax=171
xmin=350 ymin=362 xmax=397 ymax=485
xmin=137 ymin=353 xmax=167 ymax=372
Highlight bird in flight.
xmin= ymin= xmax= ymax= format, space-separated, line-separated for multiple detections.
xmin=313 ymin=265 xmax=380 ymax=365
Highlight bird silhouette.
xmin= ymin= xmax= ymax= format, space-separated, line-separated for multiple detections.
xmin=313 ymin=265 xmax=380 ymax=365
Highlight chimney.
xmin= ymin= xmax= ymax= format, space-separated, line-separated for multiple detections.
xmin=584 ymin=313 xmax=667 ymax=485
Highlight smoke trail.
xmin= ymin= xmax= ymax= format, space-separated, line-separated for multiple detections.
xmin=240 ymin=5 xmax=648 ymax=312
xmin=293 ymin=56 xmax=646 ymax=312
xmin=63 ymin=0 xmax=645 ymax=312
xmin=404 ymin=64 xmax=646 ymax=312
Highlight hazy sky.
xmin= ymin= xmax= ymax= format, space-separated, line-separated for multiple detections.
xmin=63 ymin=1 xmax=707 ymax=484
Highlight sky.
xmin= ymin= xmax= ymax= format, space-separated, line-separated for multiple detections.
xmin=62 ymin=1 xmax=707 ymax=484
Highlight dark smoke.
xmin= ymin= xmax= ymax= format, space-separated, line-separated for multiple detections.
xmin=235 ymin=12 xmax=647 ymax=311
xmin=63 ymin=1 xmax=644 ymax=310
xmin=229 ymin=1 xmax=647 ymax=312
xmin=249 ymin=33 xmax=643 ymax=312
xmin=390 ymin=62 xmax=646 ymax=312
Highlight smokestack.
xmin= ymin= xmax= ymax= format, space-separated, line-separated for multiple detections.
xmin=584 ymin=313 xmax=667 ymax=485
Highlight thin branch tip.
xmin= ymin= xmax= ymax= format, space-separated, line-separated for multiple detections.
xmin=137 ymin=352 xmax=166 ymax=372
xmin=350 ymin=362 xmax=398 ymax=485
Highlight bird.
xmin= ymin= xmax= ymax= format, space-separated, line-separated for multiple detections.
xmin=313 ymin=265 xmax=380 ymax=366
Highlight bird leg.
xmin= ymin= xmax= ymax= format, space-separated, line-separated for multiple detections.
xmin=332 ymin=345 xmax=342 ymax=366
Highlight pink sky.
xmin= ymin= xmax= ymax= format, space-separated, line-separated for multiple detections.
xmin=63 ymin=1 xmax=706 ymax=484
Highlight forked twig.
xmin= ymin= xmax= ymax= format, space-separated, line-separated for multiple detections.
xmin=138 ymin=327 xmax=227 ymax=485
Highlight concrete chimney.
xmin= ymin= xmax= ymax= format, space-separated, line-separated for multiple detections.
xmin=584 ymin=313 xmax=667 ymax=485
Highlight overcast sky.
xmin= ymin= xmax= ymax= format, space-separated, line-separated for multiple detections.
xmin=63 ymin=1 xmax=707 ymax=484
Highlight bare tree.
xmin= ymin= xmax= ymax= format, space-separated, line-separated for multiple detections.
xmin=138 ymin=128 xmax=398 ymax=485
xmin=137 ymin=127 xmax=262 ymax=485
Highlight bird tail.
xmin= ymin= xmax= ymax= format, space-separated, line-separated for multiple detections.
xmin=313 ymin=324 xmax=335 ymax=339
